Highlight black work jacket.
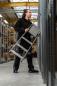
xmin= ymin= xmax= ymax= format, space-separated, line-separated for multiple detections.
xmin=14 ymin=18 xmax=32 ymax=40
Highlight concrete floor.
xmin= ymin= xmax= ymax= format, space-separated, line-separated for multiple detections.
xmin=0 ymin=58 xmax=46 ymax=86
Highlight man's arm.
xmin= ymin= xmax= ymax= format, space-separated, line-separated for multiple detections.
xmin=14 ymin=19 xmax=25 ymax=33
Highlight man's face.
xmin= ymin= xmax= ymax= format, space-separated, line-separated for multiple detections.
xmin=26 ymin=10 xmax=32 ymax=19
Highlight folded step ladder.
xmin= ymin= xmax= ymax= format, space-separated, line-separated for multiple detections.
xmin=9 ymin=24 xmax=40 ymax=61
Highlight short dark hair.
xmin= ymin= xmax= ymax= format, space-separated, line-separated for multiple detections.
xmin=22 ymin=9 xmax=29 ymax=18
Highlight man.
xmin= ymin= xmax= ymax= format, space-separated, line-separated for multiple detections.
xmin=13 ymin=9 xmax=39 ymax=73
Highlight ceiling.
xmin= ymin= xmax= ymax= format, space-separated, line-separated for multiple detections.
xmin=10 ymin=0 xmax=39 ymax=2
xmin=0 ymin=0 xmax=39 ymax=25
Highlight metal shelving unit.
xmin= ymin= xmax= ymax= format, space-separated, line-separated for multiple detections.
xmin=0 ymin=17 xmax=16 ymax=62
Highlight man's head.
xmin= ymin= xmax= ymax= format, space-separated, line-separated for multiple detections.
xmin=22 ymin=9 xmax=32 ymax=20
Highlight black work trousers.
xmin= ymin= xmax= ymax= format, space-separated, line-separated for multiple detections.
xmin=13 ymin=52 xmax=34 ymax=71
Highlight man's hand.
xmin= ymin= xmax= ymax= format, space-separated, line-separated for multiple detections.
xmin=25 ymin=28 xmax=29 ymax=32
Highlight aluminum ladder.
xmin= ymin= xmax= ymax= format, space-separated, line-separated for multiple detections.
xmin=9 ymin=24 xmax=40 ymax=61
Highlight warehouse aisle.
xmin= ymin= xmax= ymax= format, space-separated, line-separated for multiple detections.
xmin=0 ymin=58 xmax=46 ymax=86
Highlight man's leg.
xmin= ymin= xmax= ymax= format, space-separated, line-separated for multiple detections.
xmin=13 ymin=45 xmax=22 ymax=73
xmin=13 ymin=56 xmax=20 ymax=73
xmin=27 ymin=53 xmax=34 ymax=71
xmin=27 ymin=53 xmax=39 ymax=73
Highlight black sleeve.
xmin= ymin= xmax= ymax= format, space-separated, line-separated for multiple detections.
xmin=14 ymin=19 xmax=25 ymax=33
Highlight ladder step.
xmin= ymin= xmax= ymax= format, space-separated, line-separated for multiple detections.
xmin=10 ymin=50 xmax=23 ymax=59
xmin=22 ymin=37 xmax=32 ymax=45
xmin=16 ymin=43 xmax=28 ymax=52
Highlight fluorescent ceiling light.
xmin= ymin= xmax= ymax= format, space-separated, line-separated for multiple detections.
xmin=30 ymin=7 xmax=38 ymax=9
xmin=29 ymin=0 xmax=39 ymax=2
xmin=4 ymin=20 xmax=8 ymax=24
xmin=10 ymin=0 xmax=39 ymax=2
xmin=0 ymin=14 xmax=3 ymax=17
xmin=17 ymin=13 xmax=37 ymax=16
xmin=10 ymin=0 xmax=28 ymax=2
xmin=16 ymin=12 xmax=38 ymax=19
xmin=14 ymin=7 xmax=26 ymax=11
xmin=14 ymin=7 xmax=38 ymax=13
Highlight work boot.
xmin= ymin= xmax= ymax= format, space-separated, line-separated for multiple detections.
xmin=28 ymin=69 xmax=39 ymax=73
xmin=13 ymin=69 xmax=18 ymax=73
